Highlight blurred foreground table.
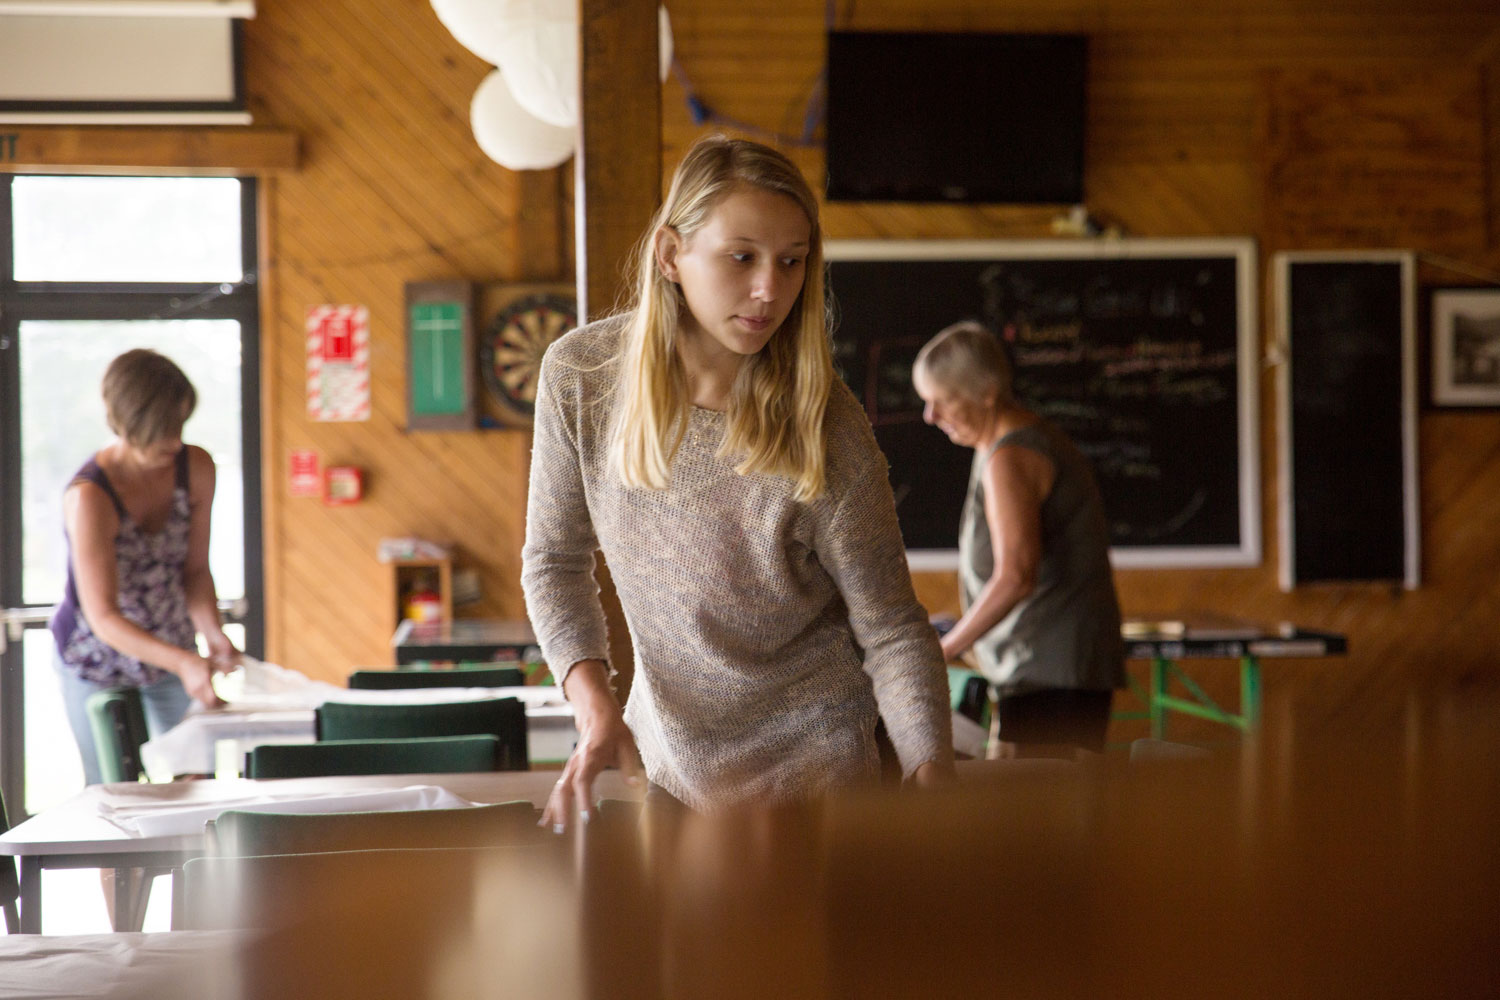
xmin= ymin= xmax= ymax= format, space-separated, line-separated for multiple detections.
xmin=11 ymin=695 xmax=1496 ymax=999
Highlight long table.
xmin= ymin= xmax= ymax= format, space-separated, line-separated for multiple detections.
xmin=1119 ymin=622 xmax=1347 ymax=736
xmin=0 ymin=770 xmax=632 ymax=935
xmin=391 ymin=618 xmax=539 ymax=666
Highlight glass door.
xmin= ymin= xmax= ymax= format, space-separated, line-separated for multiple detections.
xmin=0 ymin=175 xmax=262 ymax=818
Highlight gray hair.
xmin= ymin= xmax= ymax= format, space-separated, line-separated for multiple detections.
xmin=913 ymin=320 xmax=1013 ymax=406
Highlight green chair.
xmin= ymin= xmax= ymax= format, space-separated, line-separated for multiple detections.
xmin=347 ymin=666 xmax=524 ymax=690
xmin=211 ymin=800 xmax=544 ymax=857
xmin=83 ymin=686 xmax=174 ymax=931
xmin=948 ymin=667 xmax=992 ymax=730
xmin=245 ymin=735 xmax=504 ymax=779
xmin=315 ymin=698 xmax=529 ymax=771
xmin=1 ymin=788 xmax=20 ymax=933
xmin=84 ymin=685 xmax=150 ymax=783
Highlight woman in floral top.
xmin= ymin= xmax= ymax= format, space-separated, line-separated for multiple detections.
xmin=50 ymin=349 xmax=239 ymax=784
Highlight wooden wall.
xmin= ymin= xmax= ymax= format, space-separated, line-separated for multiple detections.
xmin=250 ymin=0 xmax=1500 ymax=746
xmin=247 ymin=0 xmax=569 ymax=677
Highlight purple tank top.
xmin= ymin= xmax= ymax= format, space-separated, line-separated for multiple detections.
xmin=50 ymin=448 xmax=198 ymax=685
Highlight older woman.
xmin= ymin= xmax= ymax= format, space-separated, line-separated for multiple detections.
xmin=913 ymin=321 xmax=1124 ymax=756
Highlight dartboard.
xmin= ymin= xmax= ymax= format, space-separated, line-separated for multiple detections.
xmin=480 ymin=293 xmax=577 ymax=419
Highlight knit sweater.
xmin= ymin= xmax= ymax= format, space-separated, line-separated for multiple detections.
xmin=521 ymin=317 xmax=953 ymax=811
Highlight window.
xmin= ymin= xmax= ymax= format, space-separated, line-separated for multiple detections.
xmin=0 ymin=174 xmax=262 ymax=816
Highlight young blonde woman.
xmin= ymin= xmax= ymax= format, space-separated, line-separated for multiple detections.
xmin=912 ymin=321 xmax=1124 ymax=757
xmin=523 ymin=135 xmax=953 ymax=827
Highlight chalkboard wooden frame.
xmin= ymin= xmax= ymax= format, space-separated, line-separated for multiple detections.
xmin=826 ymin=238 xmax=1261 ymax=570
xmin=1273 ymin=251 xmax=1419 ymax=591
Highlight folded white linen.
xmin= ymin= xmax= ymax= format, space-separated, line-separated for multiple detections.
xmin=99 ymin=785 xmax=476 ymax=839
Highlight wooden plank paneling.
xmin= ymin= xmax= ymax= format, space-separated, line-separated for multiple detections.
xmin=249 ymin=0 xmax=564 ymax=678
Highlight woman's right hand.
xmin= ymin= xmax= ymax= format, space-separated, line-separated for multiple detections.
xmin=542 ymin=660 xmax=644 ymax=832
xmin=176 ymin=652 xmax=226 ymax=709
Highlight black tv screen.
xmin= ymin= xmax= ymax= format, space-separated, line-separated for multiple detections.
xmin=825 ymin=32 xmax=1088 ymax=204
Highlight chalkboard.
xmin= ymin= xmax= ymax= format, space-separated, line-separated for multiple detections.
xmin=1275 ymin=253 xmax=1419 ymax=589
xmin=825 ymin=239 xmax=1260 ymax=569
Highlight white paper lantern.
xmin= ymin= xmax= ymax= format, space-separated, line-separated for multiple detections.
xmin=658 ymin=6 xmax=674 ymax=80
xmin=470 ymin=69 xmax=575 ymax=171
xmin=430 ymin=0 xmax=513 ymax=65
xmin=496 ymin=4 xmax=676 ymax=129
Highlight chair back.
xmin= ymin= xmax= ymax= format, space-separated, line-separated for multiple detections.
xmin=180 ymin=844 xmax=574 ymax=999
xmin=947 ymin=667 xmax=992 ymax=729
xmin=347 ymin=666 xmax=525 ymax=690
xmin=245 ymin=735 xmax=503 ymax=779
xmin=84 ymin=686 xmax=150 ymax=783
xmin=1 ymin=788 xmax=20 ymax=933
xmin=315 ymin=698 xmax=529 ymax=770
xmin=213 ymin=800 xmax=544 ymax=857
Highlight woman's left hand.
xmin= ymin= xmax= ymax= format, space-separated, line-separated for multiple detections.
xmin=205 ymin=630 xmax=241 ymax=672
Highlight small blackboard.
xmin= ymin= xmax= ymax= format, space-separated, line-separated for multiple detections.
xmin=826 ymin=239 xmax=1260 ymax=568
xmin=1275 ymin=253 xmax=1419 ymax=589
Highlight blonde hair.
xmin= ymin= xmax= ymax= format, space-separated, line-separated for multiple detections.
xmin=913 ymin=320 xmax=1014 ymax=407
xmin=609 ymin=134 xmax=831 ymax=501
xmin=102 ymin=348 xmax=197 ymax=446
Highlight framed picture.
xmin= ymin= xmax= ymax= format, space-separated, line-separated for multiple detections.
xmin=1431 ymin=288 xmax=1500 ymax=407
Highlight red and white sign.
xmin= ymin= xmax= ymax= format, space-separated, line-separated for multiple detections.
xmin=289 ymin=449 xmax=321 ymax=497
xmin=306 ymin=305 xmax=371 ymax=421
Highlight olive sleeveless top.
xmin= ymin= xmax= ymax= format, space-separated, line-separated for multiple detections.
xmin=957 ymin=421 xmax=1125 ymax=693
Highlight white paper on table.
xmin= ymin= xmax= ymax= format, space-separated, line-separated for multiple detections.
xmin=211 ymin=656 xmax=569 ymax=710
xmin=211 ymin=656 xmax=345 ymax=708
xmin=98 ymin=784 xmax=476 ymax=838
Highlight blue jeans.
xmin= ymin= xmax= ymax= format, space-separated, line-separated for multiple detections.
xmin=56 ymin=654 xmax=192 ymax=785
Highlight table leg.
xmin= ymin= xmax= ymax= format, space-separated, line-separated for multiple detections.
xmin=1150 ymin=658 xmax=1169 ymax=739
xmin=171 ymin=867 xmax=186 ymax=930
xmin=112 ymin=867 xmax=151 ymax=932
xmin=1240 ymin=657 xmax=1262 ymax=731
xmin=19 ymin=857 xmax=41 ymax=933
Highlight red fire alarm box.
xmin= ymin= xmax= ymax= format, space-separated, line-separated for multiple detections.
xmin=324 ymin=466 xmax=363 ymax=505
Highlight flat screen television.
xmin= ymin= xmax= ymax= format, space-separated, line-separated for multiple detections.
xmin=824 ymin=31 xmax=1088 ymax=204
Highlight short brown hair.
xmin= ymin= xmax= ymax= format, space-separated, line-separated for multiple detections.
xmin=101 ymin=349 xmax=197 ymax=446
xmin=913 ymin=320 xmax=1013 ymax=406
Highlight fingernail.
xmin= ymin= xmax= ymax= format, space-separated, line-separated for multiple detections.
xmin=552 ymin=822 xmax=565 ymax=835
xmin=579 ymin=809 xmax=591 ymax=825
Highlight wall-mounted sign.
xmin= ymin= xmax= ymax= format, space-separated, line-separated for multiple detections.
xmin=307 ymin=305 xmax=371 ymax=422
xmin=289 ymin=449 xmax=321 ymax=497
xmin=405 ymin=280 xmax=475 ymax=431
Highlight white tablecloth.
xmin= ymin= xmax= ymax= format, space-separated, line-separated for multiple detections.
xmin=96 ymin=783 xmax=476 ymax=838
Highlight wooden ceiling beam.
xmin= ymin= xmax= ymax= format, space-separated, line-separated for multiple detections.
xmin=0 ymin=125 xmax=298 ymax=174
